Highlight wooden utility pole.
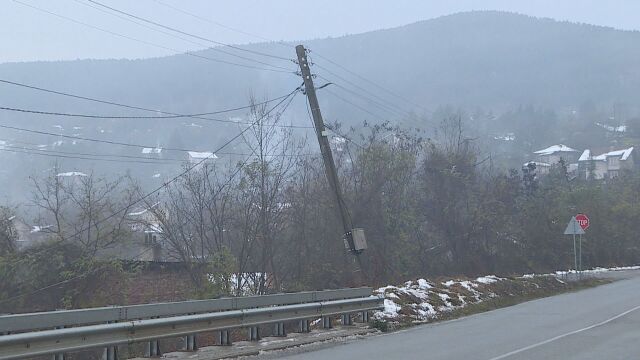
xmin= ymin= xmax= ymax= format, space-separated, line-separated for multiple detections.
xmin=295 ymin=45 xmax=366 ymax=255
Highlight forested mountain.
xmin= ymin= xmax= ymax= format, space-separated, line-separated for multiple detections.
xmin=1 ymin=11 xmax=640 ymax=202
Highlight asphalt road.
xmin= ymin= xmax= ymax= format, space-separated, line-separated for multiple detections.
xmin=275 ymin=271 xmax=640 ymax=359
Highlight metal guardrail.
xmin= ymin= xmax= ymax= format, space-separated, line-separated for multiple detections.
xmin=0 ymin=288 xmax=383 ymax=360
xmin=1 ymin=287 xmax=373 ymax=333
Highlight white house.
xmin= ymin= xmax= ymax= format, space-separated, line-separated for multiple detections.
xmin=523 ymin=161 xmax=551 ymax=176
xmin=141 ymin=147 xmax=163 ymax=158
xmin=187 ymin=151 xmax=218 ymax=166
xmin=578 ymin=147 xmax=634 ymax=179
xmin=533 ymin=144 xmax=579 ymax=165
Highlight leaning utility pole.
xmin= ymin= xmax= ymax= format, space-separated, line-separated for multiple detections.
xmin=295 ymin=45 xmax=367 ymax=256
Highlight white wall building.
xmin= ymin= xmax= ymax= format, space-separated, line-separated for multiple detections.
xmin=187 ymin=151 xmax=218 ymax=166
xmin=533 ymin=144 xmax=579 ymax=165
xmin=578 ymin=147 xmax=634 ymax=179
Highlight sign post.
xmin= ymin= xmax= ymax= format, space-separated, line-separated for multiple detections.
xmin=575 ymin=213 xmax=590 ymax=272
xmin=564 ymin=216 xmax=585 ymax=273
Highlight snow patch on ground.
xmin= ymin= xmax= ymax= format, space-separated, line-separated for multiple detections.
xmin=475 ymin=275 xmax=504 ymax=284
xmin=374 ymin=276 xmax=504 ymax=322
xmin=374 ymin=264 xmax=640 ymax=325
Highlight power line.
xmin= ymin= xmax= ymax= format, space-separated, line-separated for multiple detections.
xmin=0 ymin=139 xmax=317 ymax=161
xmin=0 ymin=124 xmax=316 ymax=158
xmin=316 ymin=75 xmax=408 ymax=119
xmin=0 ymin=105 xmax=296 ymax=122
xmin=145 ymin=1 xmax=425 ymax=117
xmin=0 ymin=147 xmax=179 ymax=165
xmin=73 ymin=0 xmax=293 ymax=72
xmin=12 ymin=0 xmax=294 ymax=74
xmin=86 ymin=0 xmax=292 ymax=62
xmin=151 ymin=0 xmax=294 ymax=50
xmin=315 ymin=65 xmax=411 ymax=118
xmin=0 ymin=78 xmax=312 ymax=129
xmin=322 ymin=88 xmax=388 ymax=122
xmin=310 ymin=49 xmax=431 ymax=113
xmin=0 ymin=124 xmax=201 ymax=153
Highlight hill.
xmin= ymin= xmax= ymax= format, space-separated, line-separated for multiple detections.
xmin=1 ymin=11 xmax=639 ymax=202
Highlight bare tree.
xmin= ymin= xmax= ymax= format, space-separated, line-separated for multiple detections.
xmin=0 ymin=205 xmax=17 ymax=256
xmin=30 ymin=166 xmax=136 ymax=256
xmin=234 ymin=94 xmax=304 ymax=293
xmin=142 ymin=162 xmax=236 ymax=293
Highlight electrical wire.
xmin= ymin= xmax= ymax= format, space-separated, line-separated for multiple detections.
xmin=12 ymin=0 xmax=294 ymax=74
xmin=73 ymin=0 xmax=293 ymax=72
xmin=86 ymin=0 xmax=292 ymax=62
xmin=0 ymin=139 xmax=317 ymax=161
xmin=321 ymin=88 xmax=388 ymax=122
xmin=144 ymin=0 xmax=427 ymax=119
xmin=315 ymin=67 xmax=411 ymax=118
xmin=0 ymin=78 xmax=312 ymax=129
xmin=316 ymin=74 xmax=408 ymax=119
xmin=151 ymin=0 xmax=294 ymax=51
xmin=310 ymin=49 xmax=431 ymax=113
xmin=0 ymin=147 xmax=180 ymax=165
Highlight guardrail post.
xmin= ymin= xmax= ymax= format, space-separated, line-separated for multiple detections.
xmin=248 ymin=326 xmax=261 ymax=341
xmin=359 ymin=310 xmax=370 ymax=323
xmin=341 ymin=313 xmax=353 ymax=326
xmin=102 ymin=321 xmax=119 ymax=360
xmin=144 ymin=339 xmax=161 ymax=357
xmin=217 ymin=329 xmax=232 ymax=346
xmin=322 ymin=315 xmax=332 ymax=329
xmin=298 ymin=319 xmax=310 ymax=333
xmin=273 ymin=322 xmax=286 ymax=337
xmin=52 ymin=326 xmax=65 ymax=360
xmin=102 ymin=344 xmax=118 ymax=360
xmin=182 ymin=334 xmax=197 ymax=351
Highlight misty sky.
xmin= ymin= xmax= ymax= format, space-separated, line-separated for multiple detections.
xmin=2 ymin=0 xmax=639 ymax=63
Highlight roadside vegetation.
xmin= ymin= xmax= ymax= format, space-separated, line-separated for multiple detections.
xmin=2 ymin=112 xmax=640 ymax=313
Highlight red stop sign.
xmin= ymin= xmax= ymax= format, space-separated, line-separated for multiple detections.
xmin=576 ymin=213 xmax=590 ymax=230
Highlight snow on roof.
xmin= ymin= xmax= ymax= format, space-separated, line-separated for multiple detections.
xmin=142 ymin=147 xmax=162 ymax=154
xmin=596 ymin=122 xmax=627 ymax=133
xmin=127 ymin=202 xmax=160 ymax=216
xmin=493 ymin=133 xmax=515 ymax=141
xmin=578 ymin=149 xmax=591 ymax=161
xmin=30 ymin=225 xmax=53 ymax=233
xmin=523 ymin=161 xmax=551 ymax=167
xmin=534 ymin=144 xmax=578 ymax=155
xmin=579 ymin=147 xmax=634 ymax=162
xmin=144 ymin=224 xmax=163 ymax=233
xmin=56 ymin=172 xmax=87 ymax=177
xmin=188 ymin=151 xmax=218 ymax=159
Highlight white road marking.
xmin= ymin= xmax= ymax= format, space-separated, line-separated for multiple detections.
xmin=488 ymin=304 xmax=640 ymax=360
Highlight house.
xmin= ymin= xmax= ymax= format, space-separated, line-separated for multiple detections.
xmin=578 ymin=147 xmax=634 ymax=179
xmin=187 ymin=151 xmax=218 ymax=166
xmin=108 ymin=203 xmax=173 ymax=262
xmin=330 ymin=136 xmax=346 ymax=152
xmin=141 ymin=147 xmax=163 ymax=158
xmin=11 ymin=218 xmax=53 ymax=251
xmin=533 ymin=144 xmax=579 ymax=165
xmin=523 ymin=161 xmax=551 ymax=176
xmin=595 ymin=121 xmax=626 ymax=140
